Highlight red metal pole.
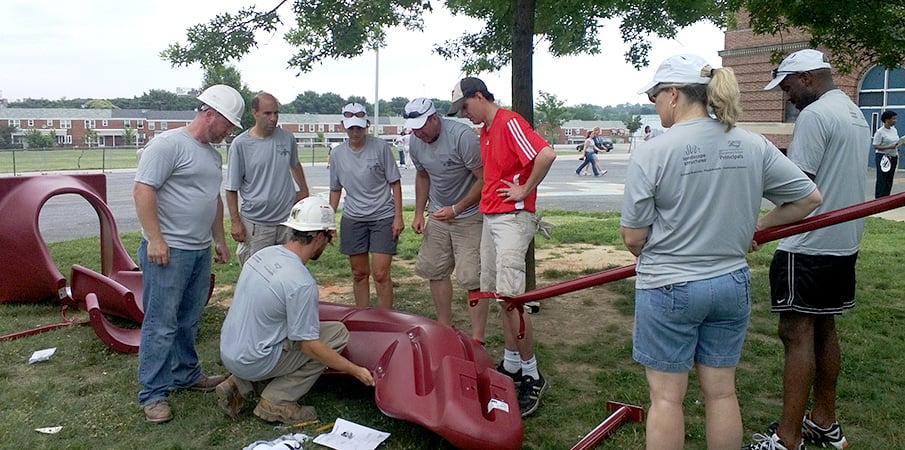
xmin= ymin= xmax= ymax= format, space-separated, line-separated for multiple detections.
xmin=507 ymin=192 xmax=905 ymax=304
xmin=571 ymin=401 xmax=644 ymax=450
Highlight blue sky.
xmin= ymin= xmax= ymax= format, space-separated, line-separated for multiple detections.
xmin=1 ymin=1 xmax=723 ymax=108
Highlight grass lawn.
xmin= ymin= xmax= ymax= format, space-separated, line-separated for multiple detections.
xmin=1 ymin=210 xmax=904 ymax=448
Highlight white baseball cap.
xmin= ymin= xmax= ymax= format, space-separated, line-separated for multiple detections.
xmin=637 ymin=54 xmax=713 ymax=95
xmin=403 ymin=98 xmax=436 ymax=130
xmin=763 ymin=49 xmax=832 ymax=91
xmin=341 ymin=103 xmax=369 ymax=129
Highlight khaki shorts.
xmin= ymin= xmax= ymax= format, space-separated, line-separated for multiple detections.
xmin=236 ymin=218 xmax=293 ymax=266
xmin=480 ymin=211 xmax=536 ymax=297
xmin=414 ymin=213 xmax=482 ymax=290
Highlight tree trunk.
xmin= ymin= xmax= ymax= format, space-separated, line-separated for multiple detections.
xmin=511 ymin=0 xmax=537 ymax=291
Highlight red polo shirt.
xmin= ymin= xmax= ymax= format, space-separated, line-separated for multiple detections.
xmin=479 ymin=108 xmax=550 ymax=214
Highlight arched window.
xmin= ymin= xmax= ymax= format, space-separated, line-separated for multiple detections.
xmin=859 ymin=66 xmax=905 ymax=131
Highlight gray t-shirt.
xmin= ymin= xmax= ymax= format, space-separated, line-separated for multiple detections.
xmin=777 ymin=89 xmax=869 ymax=256
xmin=409 ymin=118 xmax=482 ymax=217
xmin=873 ymin=125 xmax=900 ymax=156
xmin=621 ymin=117 xmax=817 ymax=289
xmin=134 ymin=128 xmax=222 ymax=250
xmin=329 ymin=135 xmax=401 ymax=220
xmin=225 ymin=127 xmax=300 ymax=225
xmin=219 ymin=245 xmax=320 ymax=380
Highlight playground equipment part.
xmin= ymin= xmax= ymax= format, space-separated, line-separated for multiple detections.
xmin=0 ymin=174 xmax=137 ymax=304
xmin=570 ymin=402 xmax=645 ymax=450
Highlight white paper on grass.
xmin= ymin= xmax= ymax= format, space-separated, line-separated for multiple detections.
xmin=28 ymin=347 xmax=57 ymax=364
xmin=35 ymin=426 xmax=63 ymax=434
xmin=313 ymin=418 xmax=390 ymax=450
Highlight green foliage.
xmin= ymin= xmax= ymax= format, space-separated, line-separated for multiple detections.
xmin=0 ymin=124 xmax=16 ymax=149
xmin=121 ymin=126 xmax=137 ymax=147
xmin=740 ymin=0 xmax=905 ymax=74
xmin=203 ymin=64 xmax=255 ymax=130
xmin=83 ymin=99 xmax=118 ymax=109
xmin=535 ymin=91 xmax=570 ymax=144
xmin=622 ymin=114 xmax=642 ymax=134
xmin=22 ymin=128 xmax=55 ymax=149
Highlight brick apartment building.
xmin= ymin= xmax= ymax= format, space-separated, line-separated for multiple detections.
xmin=722 ymin=11 xmax=905 ymax=159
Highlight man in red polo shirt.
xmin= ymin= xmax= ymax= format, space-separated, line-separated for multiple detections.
xmin=447 ymin=77 xmax=556 ymax=416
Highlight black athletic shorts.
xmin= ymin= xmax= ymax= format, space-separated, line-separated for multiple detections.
xmin=769 ymin=250 xmax=858 ymax=315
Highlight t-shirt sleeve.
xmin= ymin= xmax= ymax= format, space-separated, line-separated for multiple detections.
xmin=329 ymin=147 xmax=342 ymax=191
xmin=620 ymin=155 xmax=656 ymax=228
xmin=459 ymin=129 xmax=482 ymax=171
xmin=135 ymin=136 xmax=176 ymax=189
xmin=760 ymin=137 xmax=818 ymax=206
xmin=285 ymin=282 xmax=320 ymax=341
xmin=382 ymin=140 xmax=402 ymax=183
xmin=224 ymin=139 xmax=244 ymax=191
xmin=787 ymin=110 xmax=826 ymax=176
xmin=505 ymin=115 xmax=550 ymax=167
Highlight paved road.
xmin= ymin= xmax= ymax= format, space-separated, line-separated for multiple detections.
xmin=30 ymin=143 xmax=905 ymax=242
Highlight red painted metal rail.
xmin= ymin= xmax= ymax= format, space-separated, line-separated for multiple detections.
xmin=493 ymin=192 xmax=905 ymax=305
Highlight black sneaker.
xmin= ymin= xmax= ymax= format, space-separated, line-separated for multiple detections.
xmin=743 ymin=432 xmax=803 ymax=450
xmin=525 ymin=301 xmax=540 ymax=314
xmin=496 ymin=361 xmax=522 ymax=388
xmin=802 ymin=415 xmax=848 ymax=449
xmin=517 ymin=373 xmax=548 ymax=417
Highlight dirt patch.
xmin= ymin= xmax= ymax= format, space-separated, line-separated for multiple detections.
xmin=214 ymin=244 xmax=636 ymax=350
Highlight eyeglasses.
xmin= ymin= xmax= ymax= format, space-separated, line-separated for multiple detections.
xmin=647 ymin=84 xmax=682 ymax=103
xmin=343 ymin=111 xmax=366 ymax=118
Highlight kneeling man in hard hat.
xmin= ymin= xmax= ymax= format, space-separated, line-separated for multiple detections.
xmin=216 ymin=197 xmax=375 ymax=424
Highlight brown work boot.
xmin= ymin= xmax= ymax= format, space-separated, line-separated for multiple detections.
xmin=215 ymin=376 xmax=247 ymax=419
xmin=143 ymin=400 xmax=173 ymax=424
xmin=188 ymin=374 xmax=228 ymax=392
xmin=253 ymin=398 xmax=317 ymax=424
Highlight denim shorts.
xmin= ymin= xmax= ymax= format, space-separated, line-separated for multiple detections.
xmin=633 ymin=267 xmax=751 ymax=373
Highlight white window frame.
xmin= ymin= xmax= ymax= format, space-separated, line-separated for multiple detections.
xmin=102 ymin=119 xmax=109 ymax=127
xmin=27 ymin=119 xmax=34 ymax=127
xmin=85 ymin=119 xmax=96 ymax=128
xmin=58 ymin=134 xmax=72 ymax=145
xmin=8 ymin=119 xmax=20 ymax=128
xmin=60 ymin=120 xmax=72 ymax=129
xmin=160 ymin=121 xmax=168 ymax=130
xmin=46 ymin=119 xmax=54 ymax=127
xmin=123 ymin=119 xmax=131 ymax=128
xmin=137 ymin=120 xmax=144 ymax=129
xmin=148 ymin=121 xmax=156 ymax=131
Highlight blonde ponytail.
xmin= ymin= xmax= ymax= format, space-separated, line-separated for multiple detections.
xmin=706 ymin=67 xmax=741 ymax=131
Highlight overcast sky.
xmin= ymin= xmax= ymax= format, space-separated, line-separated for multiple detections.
xmin=1 ymin=1 xmax=724 ymax=108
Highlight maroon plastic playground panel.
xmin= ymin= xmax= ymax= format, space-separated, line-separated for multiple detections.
xmin=0 ymin=174 xmax=137 ymax=304
xmin=319 ymin=302 xmax=524 ymax=450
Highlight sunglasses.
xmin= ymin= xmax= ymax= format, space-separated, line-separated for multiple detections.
xmin=343 ymin=111 xmax=366 ymax=118
xmin=403 ymin=107 xmax=431 ymax=120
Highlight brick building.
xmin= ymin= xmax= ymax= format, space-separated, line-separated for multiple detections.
xmin=721 ymin=11 xmax=905 ymax=158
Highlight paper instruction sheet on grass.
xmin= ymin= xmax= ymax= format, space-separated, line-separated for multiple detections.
xmin=313 ymin=418 xmax=389 ymax=450
xmin=28 ymin=347 xmax=56 ymax=364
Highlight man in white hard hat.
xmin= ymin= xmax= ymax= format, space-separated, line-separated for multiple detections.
xmin=133 ymin=84 xmax=244 ymax=424
xmin=216 ymin=197 xmax=375 ymax=424
xmin=404 ymin=97 xmax=488 ymax=345
xmin=226 ymin=92 xmax=310 ymax=266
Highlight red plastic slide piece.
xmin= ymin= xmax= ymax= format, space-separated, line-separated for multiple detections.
xmin=318 ymin=302 xmax=524 ymax=450
xmin=0 ymin=174 xmax=137 ymax=304
xmin=84 ymin=292 xmax=140 ymax=353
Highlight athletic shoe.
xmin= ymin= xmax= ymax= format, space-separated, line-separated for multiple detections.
xmin=496 ymin=361 xmax=522 ymax=388
xmin=143 ymin=400 xmax=173 ymax=424
xmin=517 ymin=372 xmax=549 ymax=417
xmin=743 ymin=433 xmax=803 ymax=450
xmin=525 ymin=301 xmax=540 ymax=314
xmin=802 ymin=415 xmax=849 ymax=449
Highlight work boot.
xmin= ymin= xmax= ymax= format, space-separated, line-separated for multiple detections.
xmin=215 ymin=376 xmax=247 ymax=419
xmin=143 ymin=400 xmax=173 ymax=424
xmin=188 ymin=374 xmax=228 ymax=392
xmin=253 ymin=398 xmax=317 ymax=424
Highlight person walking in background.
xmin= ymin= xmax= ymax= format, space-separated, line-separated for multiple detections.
xmin=624 ymin=54 xmax=821 ymax=450
xmin=216 ymin=197 xmax=374 ymax=424
xmin=329 ymin=103 xmax=404 ymax=309
xmin=405 ymin=97 xmax=488 ymax=345
xmin=575 ymin=130 xmax=600 ymax=177
xmin=744 ymin=48 xmax=869 ymax=450
xmin=872 ymin=110 xmax=900 ymax=198
xmin=448 ymin=76 xmax=556 ymax=416
xmin=226 ymin=92 xmax=310 ymax=266
xmin=132 ymin=84 xmax=245 ymax=424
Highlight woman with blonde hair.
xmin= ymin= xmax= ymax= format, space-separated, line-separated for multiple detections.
xmin=621 ymin=54 xmax=823 ymax=449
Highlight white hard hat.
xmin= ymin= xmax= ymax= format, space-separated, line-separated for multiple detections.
xmin=197 ymin=84 xmax=245 ymax=127
xmin=281 ymin=197 xmax=336 ymax=232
